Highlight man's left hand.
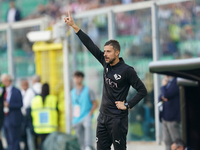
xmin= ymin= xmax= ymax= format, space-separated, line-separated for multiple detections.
xmin=4 ymin=101 xmax=9 ymax=107
xmin=115 ymin=101 xmax=127 ymax=110
xmin=161 ymin=96 xmax=168 ymax=102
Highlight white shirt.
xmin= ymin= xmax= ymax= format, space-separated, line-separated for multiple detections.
xmin=5 ymin=84 xmax=13 ymax=103
xmin=23 ymin=82 xmax=42 ymax=110
xmin=7 ymin=8 xmax=16 ymax=23
xmin=21 ymin=90 xmax=26 ymax=98
xmin=21 ymin=89 xmax=27 ymax=115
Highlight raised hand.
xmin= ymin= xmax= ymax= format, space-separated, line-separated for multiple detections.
xmin=64 ymin=11 xmax=74 ymax=26
xmin=64 ymin=11 xmax=80 ymax=33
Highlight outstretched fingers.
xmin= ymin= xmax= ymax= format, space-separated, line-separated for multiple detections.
xmin=64 ymin=17 xmax=70 ymax=23
xmin=68 ymin=10 xmax=71 ymax=18
xmin=63 ymin=11 xmax=71 ymax=23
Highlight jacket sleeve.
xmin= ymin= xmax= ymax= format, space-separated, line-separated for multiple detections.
xmin=159 ymin=93 xmax=162 ymax=102
xmin=160 ymin=79 xmax=179 ymax=100
xmin=76 ymin=30 xmax=105 ymax=66
xmin=127 ymin=67 xmax=147 ymax=109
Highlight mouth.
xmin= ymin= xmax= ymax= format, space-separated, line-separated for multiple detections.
xmin=105 ymin=58 xmax=109 ymax=61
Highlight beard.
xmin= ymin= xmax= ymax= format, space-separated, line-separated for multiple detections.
xmin=105 ymin=57 xmax=116 ymax=64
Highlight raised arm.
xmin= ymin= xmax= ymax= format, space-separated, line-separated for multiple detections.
xmin=64 ymin=11 xmax=105 ymax=65
xmin=64 ymin=11 xmax=80 ymax=33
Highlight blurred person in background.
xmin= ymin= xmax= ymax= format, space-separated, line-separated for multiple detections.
xmin=142 ymin=97 xmax=155 ymax=140
xmin=21 ymin=79 xmax=29 ymax=98
xmin=31 ymin=83 xmax=58 ymax=150
xmin=23 ymin=75 xmax=42 ymax=150
xmin=71 ymin=71 xmax=98 ymax=150
xmin=36 ymin=5 xmax=47 ymax=17
xmin=21 ymin=79 xmax=29 ymax=115
xmin=171 ymin=139 xmax=195 ymax=150
xmin=20 ymin=79 xmax=29 ymax=150
xmin=6 ymin=1 xmax=21 ymax=23
xmin=0 ymin=73 xmax=5 ymax=150
xmin=1 ymin=74 xmax=23 ymax=150
xmin=159 ymin=76 xmax=181 ymax=150
xmin=65 ymin=11 xmax=147 ymax=150
xmin=46 ymin=1 xmax=60 ymax=19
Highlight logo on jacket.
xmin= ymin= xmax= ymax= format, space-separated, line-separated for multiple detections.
xmin=114 ymin=74 xmax=121 ymax=80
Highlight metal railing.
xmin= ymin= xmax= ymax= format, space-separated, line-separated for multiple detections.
xmin=0 ymin=16 xmax=50 ymax=76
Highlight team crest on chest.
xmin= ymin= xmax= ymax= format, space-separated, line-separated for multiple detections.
xmin=114 ymin=74 xmax=121 ymax=80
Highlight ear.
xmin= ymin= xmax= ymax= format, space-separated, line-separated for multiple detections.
xmin=115 ymin=50 xmax=120 ymax=56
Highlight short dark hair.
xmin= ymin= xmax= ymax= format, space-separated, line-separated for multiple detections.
xmin=174 ymin=139 xmax=186 ymax=148
xmin=74 ymin=71 xmax=84 ymax=78
xmin=104 ymin=40 xmax=121 ymax=51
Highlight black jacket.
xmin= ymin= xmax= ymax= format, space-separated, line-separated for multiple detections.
xmin=0 ymin=84 xmax=5 ymax=128
xmin=76 ymin=30 xmax=147 ymax=118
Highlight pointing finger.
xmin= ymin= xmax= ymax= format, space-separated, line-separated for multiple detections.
xmin=68 ymin=10 xmax=71 ymax=18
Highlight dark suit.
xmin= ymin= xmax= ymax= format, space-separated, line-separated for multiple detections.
xmin=3 ymin=86 xmax=23 ymax=150
xmin=6 ymin=9 xmax=21 ymax=22
xmin=159 ymin=78 xmax=181 ymax=150
xmin=159 ymin=78 xmax=180 ymax=122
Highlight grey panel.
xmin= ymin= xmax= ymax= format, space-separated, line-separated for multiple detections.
xmin=177 ymin=78 xmax=198 ymax=87
xmin=149 ymin=58 xmax=200 ymax=72
xmin=149 ymin=58 xmax=200 ymax=82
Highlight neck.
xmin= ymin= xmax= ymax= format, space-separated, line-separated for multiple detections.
xmin=6 ymin=84 xmax=12 ymax=88
xmin=110 ymin=57 xmax=120 ymax=66
xmin=76 ymin=84 xmax=83 ymax=89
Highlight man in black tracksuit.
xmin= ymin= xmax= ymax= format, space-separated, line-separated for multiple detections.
xmin=64 ymin=11 xmax=147 ymax=150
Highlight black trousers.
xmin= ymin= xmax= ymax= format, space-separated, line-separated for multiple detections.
xmin=96 ymin=113 xmax=128 ymax=150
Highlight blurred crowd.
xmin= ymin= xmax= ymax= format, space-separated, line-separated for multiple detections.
xmin=0 ymin=71 xmax=97 ymax=150
xmin=4 ymin=0 xmax=200 ymax=58
xmin=25 ymin=0 xmax=144 ymax=21
xmin=159 ymin=2 xmax=199 ymax=56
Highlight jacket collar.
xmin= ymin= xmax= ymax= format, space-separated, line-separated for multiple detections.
xmin=6 ymin=84 xmax=13 ymax=92
xmin=110 ymin=57 xmax=124 ymax=68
